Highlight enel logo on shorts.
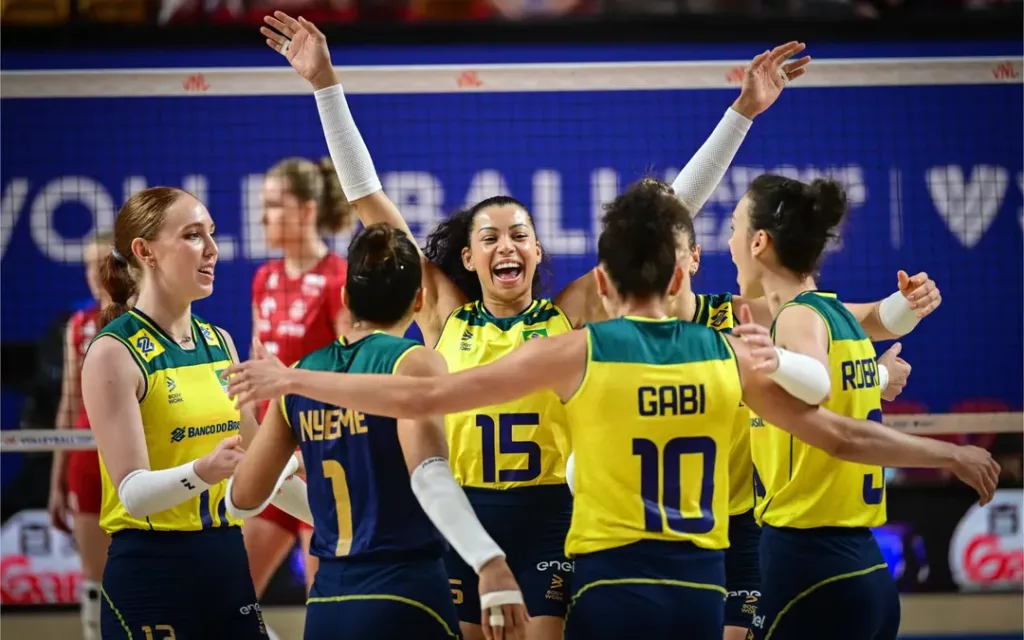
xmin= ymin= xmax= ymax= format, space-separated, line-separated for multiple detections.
xmin=536 ymin=560 xmax=573 ymax=572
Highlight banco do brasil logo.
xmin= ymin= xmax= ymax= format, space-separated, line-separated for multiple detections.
xmin=170 ymin=420 xmax=240 ymax=443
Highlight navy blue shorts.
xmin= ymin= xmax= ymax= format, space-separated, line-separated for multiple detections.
xmin=306 ymin=551 xmax=460 ymax=639
xmin=100 ymin=527 xmax=265 ymax=640
xmin=724 ymin=509 xmax=762 ymax=628
xmin=445 ymin=485 xmax=572 ymax=623
xmin=752 ymin=526 xmax=900 ymax=640
xmin=566 ymin=540 xmax=726 ymax=640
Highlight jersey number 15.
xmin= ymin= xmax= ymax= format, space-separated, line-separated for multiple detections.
xmin=477 ymin=413 xmax=541 ymax=483
xmin=633 ymin=436 xmax=716 ymax=534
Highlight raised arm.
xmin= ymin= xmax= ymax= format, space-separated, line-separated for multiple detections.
xmin=724 ymin=333 xmax=999 ymax=503
xmin=219 ymin=327 xmax=259 ymax=447
xmin=227 ymin=329 xmax=588 ymax=420
xmin=262 ymin=12 xmax=465 ymax=343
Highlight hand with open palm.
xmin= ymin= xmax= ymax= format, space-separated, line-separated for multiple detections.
xmin=261 ymin=11 xmax=339 ymax=91
xmin=732 ymin=41 xmax=811 ymax=120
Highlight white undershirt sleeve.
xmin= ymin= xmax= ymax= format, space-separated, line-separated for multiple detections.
xmin=670 ymin=108 xmax=752 ymax=216
xmin=766 ymin=348 xmax=832 ymax=406
xmin=117 ymin=462 xmax=211 ymax=519
xmin=314 ymin=84 xmax=383 ymax=201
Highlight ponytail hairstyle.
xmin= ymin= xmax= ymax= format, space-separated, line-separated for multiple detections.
xmin=423 ymin=195 xmax=550 ymax=301
xmin=745 ymin=175 xmax=849 ymax=278
xmin=98 ymin=187 xmax=185 ymax=329
xmin=346 ymin=223 xmax=422 ymax=325
xmin=267 ymin=157 xmax=355 ymax=235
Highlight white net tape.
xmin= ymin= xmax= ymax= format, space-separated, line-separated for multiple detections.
xmin=1 ymin=413 xmax=1019 ymax=452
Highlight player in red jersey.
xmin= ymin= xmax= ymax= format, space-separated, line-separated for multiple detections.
xmin=47 ymin=232 xmax=114 ymax=640
xmin=246 ymin=156 xmax=355 ymax=606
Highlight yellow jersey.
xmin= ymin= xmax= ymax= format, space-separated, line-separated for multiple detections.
xmin=564 ymin=316 xmax=742 ymax=557
xmin=692 ymin=292 xmax=754 ymax=516
xmin=435 ymin=299 xmax=573 ymax=489
xmin=750 ymin=291 xmax=886 ymax=529
xmin=93 ymin=309 xmax=243 ymax=534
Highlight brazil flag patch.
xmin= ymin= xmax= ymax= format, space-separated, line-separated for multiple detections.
xmin=522 ymin=328 xmax=548 ymax=341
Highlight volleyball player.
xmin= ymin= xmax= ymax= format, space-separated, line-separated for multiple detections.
xmin=48 ymin=232 xmax=114 ymax=640
xmin=264 ymin=13 xmax=806 ymax=637
xmin=81 ymin=186 xmax=291 ymax=639
xmin=726 ymin=174 xmax=995 ymax=639
xmin=246 ymin=156 xmax=355 ymax=609
xmin=224 ymin=180 xmax=998 ymax=640
xmin=226 ymin=223 xmax=528 ymax=640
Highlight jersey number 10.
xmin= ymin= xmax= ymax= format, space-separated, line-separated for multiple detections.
xmin=633 ymin=436 xmax=716 ymax=535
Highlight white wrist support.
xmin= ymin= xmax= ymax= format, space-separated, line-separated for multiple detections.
xmin=117 ymin=461 xmax=211 ymax=519
xmin=411 ymin=457 xmax=505 ymax=574
xmin=225 ymin=455 xmax=300 ymax=520
xmin=565 ymin=452 xmax=576 ymax=496
xmin=766 ymin=348 xmax=831 ymax=405
xmin=878 ymin=364 xmax=890 ymax=392
xmin=271 ymin=476 xmax=313 ymax=526
xmin=671 ymin=107 xmax=752 ymax=216
xmin=314 ymin=84 xmax=383 ymax=201
xmin=879 ymin=290 xmax=920 ymax=336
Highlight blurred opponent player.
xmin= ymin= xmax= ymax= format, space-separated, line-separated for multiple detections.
xmin=225 ymin=180 xmax=999 ymax=640
xmin=226 ymin=223 xmax=528 ymax=640
xmin=246 ymin=156 xmax=355 ymax=612
xmin=264 ymin=13 xmax=804 ymax=638
xmin=82 ymin=187 xmax=270 ymax=639
xmin=48 ymin=232 xmax=114 ymax=640
xmin=728 ymin=175 xmax=997 ymax=640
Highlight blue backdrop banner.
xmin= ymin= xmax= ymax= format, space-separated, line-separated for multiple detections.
xmin=2 ymin=44 xmax=1021 ymax=416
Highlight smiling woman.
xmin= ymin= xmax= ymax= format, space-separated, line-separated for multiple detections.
xmin=79 ymin=186 xmax=270 ymax=639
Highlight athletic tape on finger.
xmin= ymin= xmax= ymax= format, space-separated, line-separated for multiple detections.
xmin=778 ymin=66 xmax=790 ymax=85
xmin=281 ymin=39 xmax=291 ymax=55
xmin=481 ymin=590 xmax=524 ymax=627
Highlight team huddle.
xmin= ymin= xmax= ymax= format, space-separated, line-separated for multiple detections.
xmin=58 ymin=11 xmax=1001 ymax=640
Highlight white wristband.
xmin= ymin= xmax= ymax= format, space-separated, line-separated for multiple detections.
xmin=410 ymin=457 xmax=505 ymax=574
xmin=878 ymin=290 xmax=920 ymax=336
xmin=314 ymin=84 xmax=383 ymax=202
xmin=117 ymin=461 xmax=211 ymax=519
xmin=565 ymin=452 xmax=576 ymax=496
xmin=766 ymin=348 xmax=831 ymax=405
xmin=225 ymin=455 xmax=300 ymax=520
xmin=878 ymin=364 xmax=890 ymax=392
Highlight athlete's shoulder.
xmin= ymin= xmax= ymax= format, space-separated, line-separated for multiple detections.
xmin=785 ymin=291 xmax=865 ymax=341
xmin=589 ymin=318 xmax=730 ymax=365
xmin=191 ymin=314 xmax=234 ymax=357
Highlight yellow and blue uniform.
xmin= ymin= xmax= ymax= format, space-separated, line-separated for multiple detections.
xmin=94 ymin=309 xmax=265 ymax=640
xmin=693 ymin=292 xmax=762 ymax=627
xmin=749 ymin=291 xmax=899 ymax=640
xmin=563 ymin=316 xmax=741 ymax=640
xmin=283 ymin=332 xmax=460 ymax=639
xmin=435 ymin=299 xmax=574 ymax=620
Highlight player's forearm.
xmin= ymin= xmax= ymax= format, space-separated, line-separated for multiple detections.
xmin=285 ymin=369 xmax=434 ymax=418
xmin=831 ymin=415 xmax=957 ymax=469
xmin=670 ymin=108 xmax=751 ymax=215
xmin=314 ymin=85 xmax=383 ymax=203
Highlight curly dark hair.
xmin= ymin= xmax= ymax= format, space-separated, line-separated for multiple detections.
xmin=422 ymin=195 xmax=551 ymax=302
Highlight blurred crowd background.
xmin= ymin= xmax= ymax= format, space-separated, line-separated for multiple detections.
xmin=2 ymin=0 xmax=1021 ymax=25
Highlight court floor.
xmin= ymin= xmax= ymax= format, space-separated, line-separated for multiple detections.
xmin=1 ymin=594 xmax=1022 ymax=640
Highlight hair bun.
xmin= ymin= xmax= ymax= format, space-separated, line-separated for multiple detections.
xmin=806 ymin=178 xmax=848 ymax=232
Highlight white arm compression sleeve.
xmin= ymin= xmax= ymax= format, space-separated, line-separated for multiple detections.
xmin=271 ymin=476 xmax=313 ymax=526
xmin=767 ymin=348 xmax=832 ymax=405
xmin=315 ymin=84 xmax=383 ymax=201
xmin=878 ymin=364 xmax=890 ymax=392
xmin=671 ymin=108 xmax=752 ymax=215
xmin=411 ymin=457 xmax=505 ymax=574
xmin=224 ymin=455 xmax=301 ymax=520
xmin=117 ymin=462 xmax=211 ymax=519
xmin=878 ymin=290 xmax=921 ymax=336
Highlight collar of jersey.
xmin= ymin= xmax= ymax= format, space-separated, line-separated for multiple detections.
xmin=623 ymin=314 xmax=675 ymax=323
xmin=129 ymin=308 xmax=199 ymax=352
xmin=337 ymin=330 xmax=387 ymax=348
xmin=475 ymin=298 xmax=540 ymax=321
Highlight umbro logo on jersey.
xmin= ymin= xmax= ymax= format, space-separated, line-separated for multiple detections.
xmin=461 ymin=329 xmax=473 ymax=341
xmin=460 ymin=329 xmax=473 ymax=352
xmin=167 ymin=377 xmax=183 ymax=405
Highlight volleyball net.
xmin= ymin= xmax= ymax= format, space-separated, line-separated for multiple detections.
xmin=0 ymin=55 xmax=1022 ymax=454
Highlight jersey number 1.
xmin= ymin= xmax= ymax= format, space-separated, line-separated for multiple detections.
xmin=633 ymin=436 xmax=716 ymax=534
xmin=477 ymin=413 xmax=541 ymax=483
